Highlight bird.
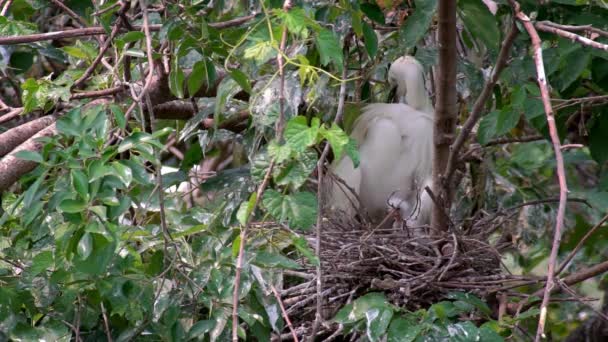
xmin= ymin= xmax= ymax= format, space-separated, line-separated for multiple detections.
xmin=327 ymin=56 xmax=435 ymax=229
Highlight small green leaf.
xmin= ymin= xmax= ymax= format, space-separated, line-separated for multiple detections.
xmin=362 ymin=21 xmax=378 ymax=59
xmin=71 ymin=169 xmax=89 ymax=201
xmin=291 ymin=235 xmax=320 ymax=266
xmin=112 ymin=161 xmax=133 ymax=187
xmin=14 ymin=150 xmax=43 ymax=163
xmin=321 ymin=123 xmax=350 ymax=160
xmin=315 ymin=29 xmax=343 ymax=70
xmin=169 ymin=66 xmax=185 ymax=99
xmin=188 ymin=60 xmax=215 ymax=96
xmin=237 ymin=193 xmax=257 ymax=226
xmin=284 ymin=116 xmax=321 ymax=152
xmin=387 ymin=316 xmax=422 ymax=342
xmin=188 ymin=320 xmax=215 ymax=340
xmin=30 ymin=251 xmax=53 ymax=276
xmin=77 ymin=232 xmax=93 ymax=259
xmin=121 ymin=31 xmax=145 ymax=43
xmin=334 ymin=293 xmax=391 ymax=324
xmin=59 ymin=198 xmax=87 ymax=213
xmin=253 ymin=251 xmax=301 ymax=269
xmin=278 ymin=8 xmax=309 ymax=37
xmin=367 ymin=308 xmax=394 ymax=342
xmin=244 ymin=41 xmax=276 ymax=65
xmin=110 ymin=104 xmax=126 ymax=130
xmin=229 ymin=69 xmax=252 ymax=94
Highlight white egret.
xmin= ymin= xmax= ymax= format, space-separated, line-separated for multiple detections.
xmin=328 ymin=56 xmax=434 ymax=228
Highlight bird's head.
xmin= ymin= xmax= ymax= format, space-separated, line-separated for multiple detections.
xmin=387 ymin=56 xmax=434 ymax=114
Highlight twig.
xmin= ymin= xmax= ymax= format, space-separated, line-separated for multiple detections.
xmin=0 ymin=0 xmax=13 ymax=16
xmin=539 ymin=20 xmax=608 ymax=39
xmin=509 ymin=3 xmax=569 ymax=340
xmin=270 ymin=285 xmax=299 ymax=342
xmin=557 ymin=212 xmax=608 ymax=276
xmin=485 ymin=134 xmax=544 ymax=146
xmin=444 ymin=19 xmax=518 ymax=194
xmin=309 ymin=32 xmax=350 ymax=341
xmin=47 ymin=0 xmax=89 ymax=29
xmin=536 ymin=22 xmax=608 ymax=51
xmin=100 ymin=302 xmax=113 ymax=342
xmin=0 ymin=14 xmax=256 ymax=45
xmin=0 ymin=107 xmax=23 ymax=125
xmin=73 ymin=2 xmax=129 ymax=88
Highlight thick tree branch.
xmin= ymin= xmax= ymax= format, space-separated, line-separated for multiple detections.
xmin=431 ymin=0 xmax=458 ymax=231
xmin=0 ymin=115 xmax=56 ymax=158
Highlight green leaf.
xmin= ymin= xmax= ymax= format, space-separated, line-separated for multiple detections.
xmin=77 ymin=232 xmax=93 ymax=259
xmin=400 ymin=0 xmax=437 ymax=49
xmin=557 ymin=46 xmax=590 ymax=91
xmin=262 ymin=190 xmax=317 ymax=229
xmin=74 ymin=233 xmax=115 ymax=275
xmin=278 ymin=8 xmax=309 ymax=37
xmin=334 ymin=293 xmax=391 ymax=324
xmin=111 ymin=161 xmax=133 ymax=187
xmin=367 ymin=308 xmax=394 ymax=341
xmin=321 ymin=123 xmax=350 ymax=160
xmin=284 ymin=116 xmax=321 ymax=152
xmin=274 ymin=149 xmax=318 ymax=189
xmin=446 ymin=292 xmax=492 ymax=316
xmin=121 ymin=31 xmax=145 ymax=43
xmin=458 ymin=0 xmax=499 ymax=53
xmin=387 ymin=316 xmax=422 ymax=342
xmin=315 ymin=29 xmax=343 ymax=70
xmin=169 ymin=66 xmax=185 ymax=99
xmin=268 ymin=140 xmax=295 ymax=163
xmin=362 ymin=21 xmax=378 ymax=59
xmin=59 ymin=198 xmax=87 ymax=213
xmin=110 ymin=104 xmax=126 ymax=130
xmin=237 ymin=193 xmax=257 ymax=226
xmin=244 ymin=41 xmax=276 ymax=65
xmin=589 ymin=113 xmax=608 ymax=164
xmin=478 ymin=108 xmax=521 ymax=146
xmin=351 ymin=10 xmax=363 ymax=37
xmin=71 ymin=169 xmax=89 ymax=201
xmin=361 ymin=3 xmax=385 ymax=24
xmin=253 ymin=251 xmax=301 ymax=269
xmin=14 ymin=150 xmax=44 ymax=163
xmin=188 ymin=320 xmax=215 ymax=340
xmin=30 ymin=251 xmax=53 ymax=276
xmin=229 ymin=69 xmax=252 ymax=94
xmin=291 ymin=235 xmax=320 ymax=266
xmin=188 ymin=60 xmax=216 ymax=96
xmin=345 ymin=137 xmax=360 ymax=168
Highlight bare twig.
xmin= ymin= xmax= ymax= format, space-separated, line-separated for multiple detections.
xmin=509 ymin=2 xmax=569 ymax=340
xmin=539 ymin=20 xmax=608 ymax=39
xmin=536 ymin=22 xmax=608 ymax=51
xmin=271 ymin=285 xmax=299 ymax=342
xmin=0 ymin=14 xmax=256 ymax=45
xmin=557 ymin=212 xmax=608 ymax=276
xmin=100 ymin=302 xmax=113 ymax=342
xmin=485 ymin=134 xmax=544 ymax=146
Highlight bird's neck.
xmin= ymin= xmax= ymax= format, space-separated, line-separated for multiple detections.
xmin=402 ymin=76 xmax=434 ymax=115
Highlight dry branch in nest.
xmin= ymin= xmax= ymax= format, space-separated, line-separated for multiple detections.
xmin=276 ymin=210 xmax=525 ymax=339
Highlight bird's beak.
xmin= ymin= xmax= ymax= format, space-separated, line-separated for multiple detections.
xmin=388 ymin=85 xmax=398 ymax=103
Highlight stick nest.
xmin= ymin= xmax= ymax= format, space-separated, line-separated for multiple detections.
xmin=279 ymin=211 xmax=512 ymax=338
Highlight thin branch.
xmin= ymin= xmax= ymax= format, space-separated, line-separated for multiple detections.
xmin=444 ymin=19 xmax=518 ymax=194
xmin=557 ymin=212 xmax=608 ymax=276
xmin=100 ymin=302 xmax=113 ymax=342
xmin=0 ymin=14 xmax=256 ymax=45
xmin=485 ymin=134 xmax=544 ymax=146
xmin=47 ymin=0 xmax=89 ymax=29
xmin=509 ymin=2 xmax=569 ymax=341
xmin=539 ymin=20 xmax=608 ymax=39
xmin=270 ymin=285 xmax=299 ymax=342
xmin=536 ymin=22 xmax=608 ymax=51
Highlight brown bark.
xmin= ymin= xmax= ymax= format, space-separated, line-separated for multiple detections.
xmin=0 ymin=115 xmax=56 ymax=158
xmin=431 ymin=0 xmax=458 ymax=231
xmin=0 ymin=123 xmax=57 ymax=191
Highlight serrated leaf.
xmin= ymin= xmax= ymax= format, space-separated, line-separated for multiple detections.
xmin=278 ymin=8 xmax=309 ymax=37
xmin=284 ymin=116 xmax=321 ymax=152
xmin=262 ymin=190 xmax=317 ymax=229
xmin=244 ymin=41 xmax=276 ymax=65
xmin=268 ymin=140 xmax=295 ymax=163
xmin=14 ymin=150 xmax=43 ymax=163
xmin=400 ymin=0 xmax=437 ymax=49
xmin=273 ymin=149 xmax=317 ymax=189
xmin=321 ymin=123 xmax=350 ymax=160
xmin=71 ymin=169 xmax=89 ymax=200
xmin=362 ymin=21 xmax=378 ymax=59
xmin=315 ymin=29 xmax=343 ymax=70
xmin=458 ymin=0 xmax=499 ymax=53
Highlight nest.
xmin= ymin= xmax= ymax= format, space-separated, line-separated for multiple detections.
xmin=277 ymin=210 xmax=515 ymax=339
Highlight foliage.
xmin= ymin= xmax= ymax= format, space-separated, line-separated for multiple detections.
xmin=0 ymin=0 xmax=608 ymax=340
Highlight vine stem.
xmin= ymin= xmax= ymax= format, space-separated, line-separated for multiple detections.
xmin=508 ymin=2 xmax=568 ymax=340
xmin=231 ymin=1 xmax=292 ymax=340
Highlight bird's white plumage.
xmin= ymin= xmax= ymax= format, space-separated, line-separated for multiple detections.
xmin=328 ymin=56 xmax=435 ymax=226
